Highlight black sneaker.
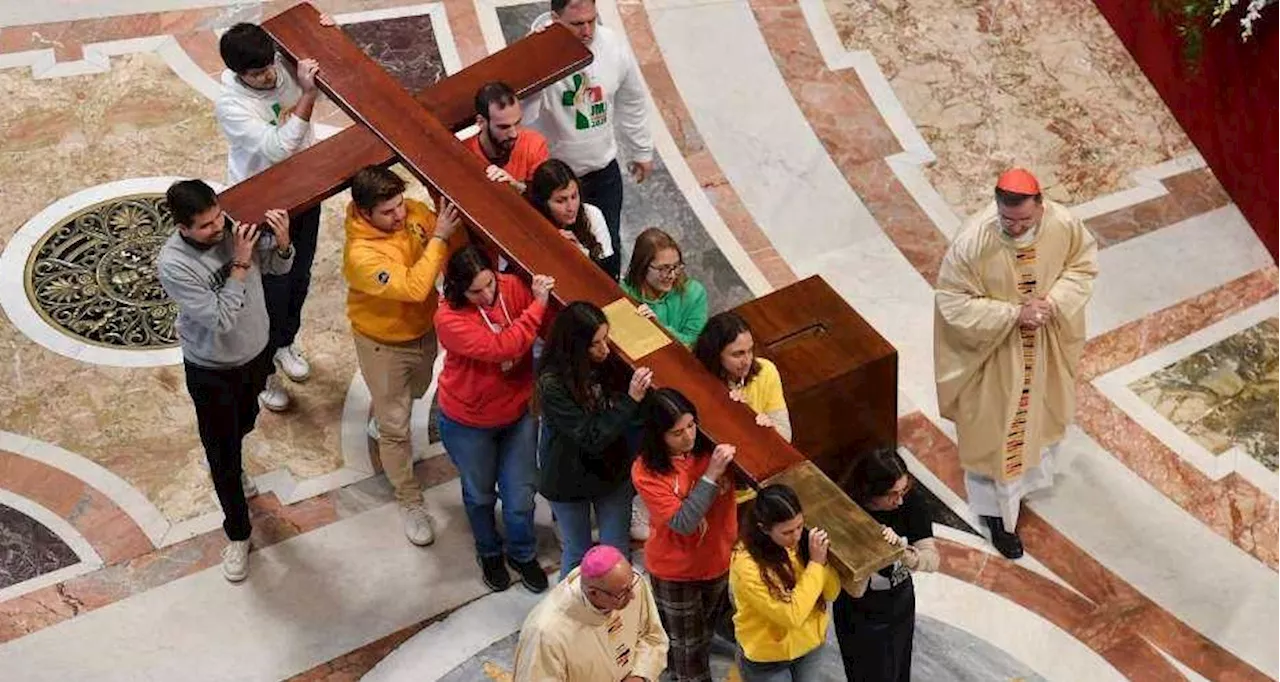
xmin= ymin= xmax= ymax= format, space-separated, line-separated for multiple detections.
xmin=507 ymin=556 xmax=549 ymax=593
xmin=982 ymin=516 xmax=1024 ymax=559
xmin=478 ymin=555 xmax=511 ymax=592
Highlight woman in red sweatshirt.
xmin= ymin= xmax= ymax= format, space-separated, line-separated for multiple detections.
xmin=435 ymin=245 xmax=554 ymax=594
xmin=631 ymin=387 xmax=739 ymax=682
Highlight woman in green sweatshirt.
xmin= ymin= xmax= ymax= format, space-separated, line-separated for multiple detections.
xmin=620 ymin=227 xmax=708 ymax=347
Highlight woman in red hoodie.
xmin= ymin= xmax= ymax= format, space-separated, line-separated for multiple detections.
xmin=632 ymin=387 xmax=739 ymax=682
xmin=435 ymin=245 xmax=554 ymax=594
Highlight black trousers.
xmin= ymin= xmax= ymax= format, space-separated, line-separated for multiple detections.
xmin=578 ymin=159 xmax=624 ymax=280
xmin=262 ymin=204 xmax=321 ymax=351
xmin=183 ymin=347 xmax=275 ymax=541
xmin=833 ymin=578 xmax=916 ymax=682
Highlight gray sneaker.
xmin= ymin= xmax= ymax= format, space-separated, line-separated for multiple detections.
xmin=221 ymin=540 xmax=250 ymax=582
xmin=401 ymin=504 xmax=435 ymax=546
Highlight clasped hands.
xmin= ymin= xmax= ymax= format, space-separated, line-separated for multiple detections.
xmin=1017 ymin=296 xmax=1056 ymax=330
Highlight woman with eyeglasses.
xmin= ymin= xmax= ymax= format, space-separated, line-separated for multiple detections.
xmin=535 ymin=301 xmax=653 ymax=578
xmin=731 ymin=484 xmax=840 ymax=682
xmin=832 ymin=449 xmax=938 ymax=682
xmin=694 ymin=312 xmax=792 ymax=442
xmin=434 ymin=245 xmax=554 ymax=595
xmin=527 ymin=159 xmax=616 ymax=278
xmin=622 ymin=227 xmax=708 ymax=347
xmin=631 ymin=388 xmax=739 ymax=682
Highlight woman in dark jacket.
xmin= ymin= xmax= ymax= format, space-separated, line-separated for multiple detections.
xmin=535 ymin=301 xmax=654 ymax=578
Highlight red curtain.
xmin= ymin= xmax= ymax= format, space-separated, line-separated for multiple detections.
xmin=1091 ymin=1 xmax=1278 ymax=261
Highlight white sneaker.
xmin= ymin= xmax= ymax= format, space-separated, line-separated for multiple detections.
xmin=221 ymin=540 xmax=250 ymax=582
xmin=631 ymin=497 xmax=651 ymax=541
xmin=367 ymin=417 xmax=381 ymax=441
xmin=241 ymin=471 xmax=259 ymax=498
xmin=258 ymin=374 xmax=291 ymax=412
xmin=401 ymin=504 xmax=436 ymax=546
xmin=274 ymin=344 xmax=311 ymax=382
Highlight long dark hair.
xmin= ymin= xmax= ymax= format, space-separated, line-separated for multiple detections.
xmin=528 ymin=159 xmax=603 ymax=259
xmin=741 ymin=484 xmax=807 ymax=602
xmin=693 ymin=311 xmax=761 ymax=384
xmin=442 ymin=244 xmax=494 ymax=309
xmin=639 ymin=388 xmax=706 ymax=475
xmin=847 ymin=448 xmax=911 ymax=507
xmin=536 ymin=301 xmax=612 ymax=411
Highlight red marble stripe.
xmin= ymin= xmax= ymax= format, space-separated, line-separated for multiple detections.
xmin=0 ymin=450 xmax=151 ymax=565
xmin=899 ymin=412 xmax=1270 ymax=681
xmin=1081 ymin=267 xmax=1279 ymax=380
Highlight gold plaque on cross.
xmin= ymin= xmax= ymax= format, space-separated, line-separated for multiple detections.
xmin=763 ymin=461 xmax=902 ymax=592
xmin=602 ymin=298 xmax=673 ymax=360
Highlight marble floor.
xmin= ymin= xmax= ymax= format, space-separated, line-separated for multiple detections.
xmin=0 ymin=0 xmax=1274 ymax=680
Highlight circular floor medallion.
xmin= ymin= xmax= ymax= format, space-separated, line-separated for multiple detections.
xmin=25 ymin=194 xmax=179 ymax=350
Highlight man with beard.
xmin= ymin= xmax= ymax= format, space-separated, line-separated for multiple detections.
xmin=464 ymin=81 xmax=550 ymax=194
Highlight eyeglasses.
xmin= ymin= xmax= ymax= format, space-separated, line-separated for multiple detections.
xmin=590 ymin=570 xmax=642 ymax=601
xmin=648 ymin=262 xmax=685 ymax=277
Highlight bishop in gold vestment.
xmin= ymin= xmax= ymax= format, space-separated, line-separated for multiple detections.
xmin=933 ymin=169 xmax=1098 ymax=558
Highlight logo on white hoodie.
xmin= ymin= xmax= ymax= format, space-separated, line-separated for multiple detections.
xmin=561 ymin=73 xmax=607 ymax=130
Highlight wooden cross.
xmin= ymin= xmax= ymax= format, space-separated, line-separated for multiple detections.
xmin=226 ymin=2 xmax=899 ymax=583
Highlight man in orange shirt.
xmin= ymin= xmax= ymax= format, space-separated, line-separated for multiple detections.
xmin=343 ymin=166 xmax=466 ymax=546
xmin=464 ymin=81 xmax=550 ymax=194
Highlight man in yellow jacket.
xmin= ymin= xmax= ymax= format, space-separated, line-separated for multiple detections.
xmin=344 ymin=166 xmax=465 ymax=546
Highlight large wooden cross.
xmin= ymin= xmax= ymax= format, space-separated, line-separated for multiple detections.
xmin=223 ymin=2 xmax=898 ymax=584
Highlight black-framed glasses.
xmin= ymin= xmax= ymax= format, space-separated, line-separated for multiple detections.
xmin=648 ymin=262 xmax=685 ymax=277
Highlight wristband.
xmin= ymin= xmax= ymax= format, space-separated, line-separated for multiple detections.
xmin=276 ymin=244 xmax=294 ymax=258
xmin=231 ymin=260 xmax=252 ymax=271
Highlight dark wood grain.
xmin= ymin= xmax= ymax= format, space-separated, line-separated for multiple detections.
xmin=263 ymin=2 xmax=803 ymax=481
xmin=217 ymin=25 xmax=591 ymax=224
xmin=734 ymin=276 xmax=898 ymax=489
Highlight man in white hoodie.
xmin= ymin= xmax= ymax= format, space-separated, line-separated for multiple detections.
xmin=526 ymin=0 xmax=654 ymax=280
xmin=215 ymin=21 xmax=327 ymax=412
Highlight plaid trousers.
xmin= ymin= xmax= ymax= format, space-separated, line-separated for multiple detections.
xmin=650 ymin=573 xmax=731 ymax=682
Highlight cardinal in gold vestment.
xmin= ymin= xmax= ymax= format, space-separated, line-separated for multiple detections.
xmin=933 ymin=169 xmax=1098 ymax=558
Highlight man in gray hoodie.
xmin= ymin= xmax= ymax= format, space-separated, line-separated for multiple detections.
xmin=157 ymin=179 xmax=294 ymax=582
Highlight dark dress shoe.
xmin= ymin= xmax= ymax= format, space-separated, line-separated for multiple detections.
xmin=478 ymin=554 xmax=512 ymax=592
xmin=982 ymin=515 xmax=1024 ymax=559
xmin=508 ymin=556 xmax=550 ymax=593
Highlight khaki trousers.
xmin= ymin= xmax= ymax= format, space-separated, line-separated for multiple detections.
xmin=353 ymin=329 xmax=438 ymax=507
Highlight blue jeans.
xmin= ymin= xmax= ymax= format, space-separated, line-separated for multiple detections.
xmin=439 ymin=411 xmax=539 ymax=563
xmin=737 ymin=645 xmax=825 ymax=682
xmin=548 ymin=478 xmax=634 ymax=579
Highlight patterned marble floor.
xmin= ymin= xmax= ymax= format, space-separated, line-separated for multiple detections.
xmin=0 ymin=0 xmax=1274 ymax=680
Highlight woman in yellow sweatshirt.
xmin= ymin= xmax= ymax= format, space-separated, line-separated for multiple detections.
xmin=730 ymin=484 xmax=841 ymax=681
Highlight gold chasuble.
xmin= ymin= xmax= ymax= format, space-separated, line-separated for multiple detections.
xmin=933 ymin=200 xmax=1098 ymax=483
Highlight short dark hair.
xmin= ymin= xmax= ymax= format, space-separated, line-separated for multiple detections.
xmin=474 ymin=81 xmax=518 ymax=119
xmin=994 ymin=187 xmax=1042 ymax=208
xmin=350 ymin=166 xmax=407 ymax=213
xmin=165 ymin=179 xmax=218 ymax=228
xmin=442 ymin=245 xmax=495 ymax=309
xmin=694 ymin=311 xmax=761 ymax=384
xmin=847 ymin=448 xmax=911 ymax=506
xmin=219 ymin=23 xmax=276 ymax=74
xmin=551 ymin=0 xmax=594 ymax=13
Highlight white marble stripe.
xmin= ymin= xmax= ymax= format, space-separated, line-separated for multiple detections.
xmin=644 ymin=0 xmax=940 ymax=423
xmin=1027 ymin=426 xmax=1279 ymax=678
xmin=1087 ymin=205 xmax=1274 ymax=338
xmin=1151 ymin=643 xmax=1215 ymax=682
xmin=913 ymin=572 xmax=1125 ymax=681
xmin=0 ymin=484 xmax=556 ymax=681
xmin=0 ymin=489 xmax=102 ymax=603
xmin=0 ymin=0 xmax=261 ymax=27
